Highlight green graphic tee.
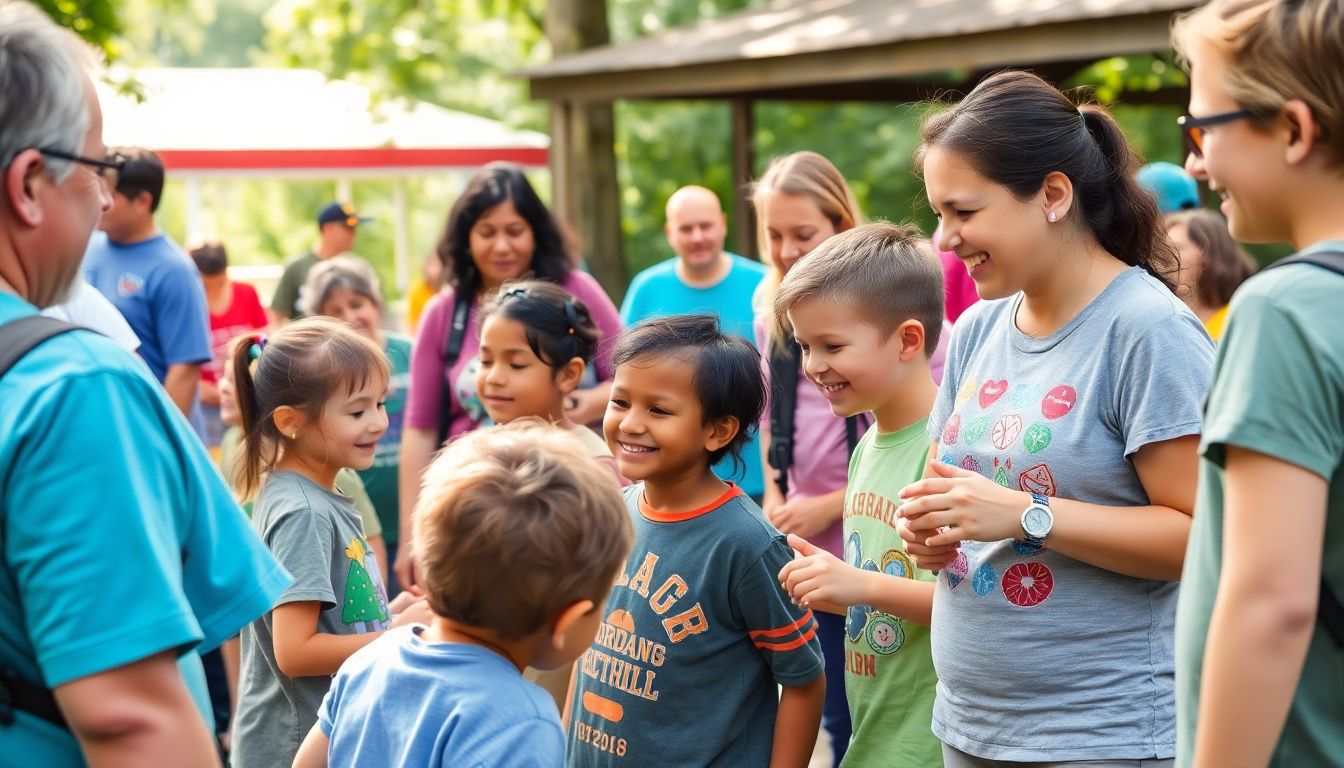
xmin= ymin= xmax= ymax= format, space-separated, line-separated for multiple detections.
xmin=841 ymin=419 xmax=941 ymax=768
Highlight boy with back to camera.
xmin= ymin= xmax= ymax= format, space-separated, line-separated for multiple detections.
xmin=777 ymin=223 xmax=945 ymax=767
xmin=293 ymin=422 xmax=633 ymax=767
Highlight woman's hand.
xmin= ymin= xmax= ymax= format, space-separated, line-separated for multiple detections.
xmin=767 ymin=493 xmax=843 ymax=540
xmin=898 ymin=461 xmax=1030 ymax=548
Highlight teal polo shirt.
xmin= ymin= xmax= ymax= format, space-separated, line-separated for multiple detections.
xmin=0 ymin=291 xmax=291 ymax=763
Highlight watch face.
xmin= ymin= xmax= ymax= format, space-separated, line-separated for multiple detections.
xmin=1024 ymin=505 xmax=1051 ymax=536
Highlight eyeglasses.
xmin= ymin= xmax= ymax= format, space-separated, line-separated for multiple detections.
xmin=37 ymin=147 xmax=125 ymax=187
xmin=1177 ymin=109 xmax=1255 ymax=157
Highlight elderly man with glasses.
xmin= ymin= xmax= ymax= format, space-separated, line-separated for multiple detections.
xmin=0 ymin=3 xmax=289 ymax=765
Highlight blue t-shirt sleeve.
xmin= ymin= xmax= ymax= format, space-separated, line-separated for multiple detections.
xmin=618 ymin=272 xmax=648 ymax=326
xmin=458 ymin=717 xmax=565 ymax=768
xmin=151 ymin=260 xmax=212 ymax=367
xmin=1110 ymin=312 xmax=1214 ymax=457
xmin=6 ymin=372 xmax=203 ymax=685
xmin=732 ymin=537 xmax=824 ymax=686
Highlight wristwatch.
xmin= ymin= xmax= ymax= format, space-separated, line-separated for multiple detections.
xmin=1020 ymin=493 xmax=1053 ymax=549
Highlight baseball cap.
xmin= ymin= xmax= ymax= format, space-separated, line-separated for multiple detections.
xmin=1136 ymin=162 xmax=1201 ymax=214
xmin=317 ymin=201 xmax=373 ymax=229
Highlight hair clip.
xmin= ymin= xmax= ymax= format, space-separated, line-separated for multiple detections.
xmin=247 ymin=334 xmax=267 ymax=362
xmin=562 ymin=298 xmax=579 ymax=334
xmin=501 ymin=287 xmax=529 ymax=301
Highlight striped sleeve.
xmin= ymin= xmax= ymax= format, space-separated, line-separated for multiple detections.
xmin=736 ymin=537 xmax=824 ymax=685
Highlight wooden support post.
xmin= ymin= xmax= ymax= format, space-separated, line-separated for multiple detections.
xmin=730 ymin=98 xmax=757 ymax=261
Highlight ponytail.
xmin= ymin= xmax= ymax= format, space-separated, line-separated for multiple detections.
xmin=1078 ymin=107 xmax=1179 ymax=288
xmin=917 ymin=71 xmax=1179 ymax=291
xmin=229 ymin=333 xmax=272 ymax=500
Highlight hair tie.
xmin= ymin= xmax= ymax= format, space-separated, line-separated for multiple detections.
xmin=247 ymin=334 xmax=267 ymax=362
xmin=562 ymin=299 xmax=579 ymax=333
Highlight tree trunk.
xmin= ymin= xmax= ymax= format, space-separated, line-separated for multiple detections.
xmin=546 ymin=0 xmax=628 ymax=303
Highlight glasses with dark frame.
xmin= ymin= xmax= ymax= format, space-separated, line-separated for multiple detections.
xmin=1177 ymin=109 xmax=1256 ymax=158
xmin=37 ymin=147 xmax=125 ymax=188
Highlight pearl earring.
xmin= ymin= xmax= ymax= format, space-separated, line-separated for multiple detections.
xmin=1048 ymin=211 xmax=1057 ymax=223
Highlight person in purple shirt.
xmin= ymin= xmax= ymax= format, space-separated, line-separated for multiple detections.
xmin=396 ymin=162 xmax=621 ymax=590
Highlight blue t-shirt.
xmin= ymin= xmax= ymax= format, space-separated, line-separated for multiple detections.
xmin=318 ymin=626 xmax=565 ymax=767
xmin=619 ymin=254 xmax=768 ymax=496
xmin=0 ymin=292 xmax=291 ymax=765
xmin=927 ymin=267 xmax=1213 ymax=761
xmin=566 ymin=484 xmax=823 ymax=767
xmin=84 ymin=232 xmax=212 ymax=436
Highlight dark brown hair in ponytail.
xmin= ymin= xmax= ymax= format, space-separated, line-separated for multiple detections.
xmin=916 ymin=70 xmax=1179 ymax=290
xmin=229 ymin=316 xmax=389 ymax=499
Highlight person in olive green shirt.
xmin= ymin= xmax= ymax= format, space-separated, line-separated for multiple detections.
xmin=1172 ymin=2 xmax=1344 ymax=766
xmin=776 ymin=223 xmax=944 ymax=766
xmin=267 ymin=202 xmax=369 ymax=325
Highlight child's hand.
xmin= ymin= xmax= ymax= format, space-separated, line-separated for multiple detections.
xmin=388 ymin=587 xmax=425 ymax=614
xmin=897 ymin=522 xmax=961 ymax=571
xmin=777 ymin=534 xmax=867 ymax=609
xmin=390 ymin=596 xmax=434 ymax=628
xmin=767 ymin=495 xmax=840 ymax=540
xmin=898 ymin=461 xmax=1030 ymax=547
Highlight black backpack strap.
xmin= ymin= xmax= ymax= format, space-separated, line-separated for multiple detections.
xmin=0 ymin=668 xmax=67 ymax=730
xmin=1262 ymin=249 xmax=1344 ymax=278
xmin=0 ymin=316 xmax=81 ymax=381
xmin=0 ymin=316 xmax=79 ymax=731
xmin=767 ymin=340 xmax=801 ymax=498
xmin=436 ymin=292 xmax=473 ymax=446
xmin=844 ymin=415 xmax=863 ymax=457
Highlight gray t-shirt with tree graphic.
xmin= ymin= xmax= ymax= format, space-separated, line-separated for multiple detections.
xmin=233 ymin=471 xmax=390 ymax=768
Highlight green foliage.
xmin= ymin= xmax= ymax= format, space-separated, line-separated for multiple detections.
xmin=91 ymin=0 xmax=1267 ymax=288
xmin=33 ymin=0 xmax=124 ymax=59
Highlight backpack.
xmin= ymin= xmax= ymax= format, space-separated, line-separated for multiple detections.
xmin=436 ymin=291 xmax=472 ymax=446
xmin=0 ymin=314 xmax=82 ymax=730
xmin=1262 ymin=248 xmax=1344 ymax=648
xmin=766 ymin=337 xmax=864 ymax=498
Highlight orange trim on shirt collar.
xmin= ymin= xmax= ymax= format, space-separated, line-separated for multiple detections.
xmin=639 ymin=483 xmax=744 ymax=523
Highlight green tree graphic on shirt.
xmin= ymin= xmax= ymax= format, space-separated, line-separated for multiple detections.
xmin=342 ymin=538 xmax=388 ymax=627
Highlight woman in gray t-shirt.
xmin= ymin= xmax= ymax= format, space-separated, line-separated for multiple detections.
xmin=898 ymin=71 xmax=1214 ymax=766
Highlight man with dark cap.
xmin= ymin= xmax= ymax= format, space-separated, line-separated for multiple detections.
xmin=267 ymin=200 xmax=371 ymax=325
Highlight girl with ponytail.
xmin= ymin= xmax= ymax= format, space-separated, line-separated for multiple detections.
xmin=229 ymin=317 xmax=428 ymax=768
xmin=896 ymin=70 xmax=1215 ymax=766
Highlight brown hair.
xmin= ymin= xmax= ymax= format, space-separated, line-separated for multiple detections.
xmin=1172 ymin=0 xmax=1344 ymax=169
xmin=413 ymin=422 xmax=632 ymax=639
xmin=229 ymin=316 xmax=389 ymax=499
xmin=775 ymin=222 xmax=945 ymax=355
xmin=1166 ymin=209 xmax=1257 ymax=308
xmin=916 ymin=71 xmax=1179 ymax=290
xmin=750 ymin=151 xmax=865 ymax=352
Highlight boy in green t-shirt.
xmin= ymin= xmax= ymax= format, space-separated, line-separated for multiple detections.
xmin=776 ymin=223 xmax=944 ymax=766
xmin=1171 ymin=2 xmax=1344 ymax=766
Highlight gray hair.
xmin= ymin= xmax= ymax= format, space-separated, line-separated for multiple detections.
xmin=300 ymin=254 xmax=384 ymax=317
xmin=0 ymin=1 xmax=94 ymax=182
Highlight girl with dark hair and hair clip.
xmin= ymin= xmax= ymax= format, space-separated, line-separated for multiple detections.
xmin=896 ymin=71 xmax=1215 ymax=767
xmin=397 ymin=162 xmax=621 ymax=589
xmin=475 ymin=279 xmax=621 ymax=484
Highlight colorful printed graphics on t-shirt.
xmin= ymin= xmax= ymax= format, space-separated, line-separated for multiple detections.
xmin=567 ymin=488 xmax=822 ymax=768
xmin=840 ymin=425 xmax=942 ymax=767
xmin=116 ymin=272 xmax=145 ymax=297
xmin=341 ymin=538 xmax=390 ymax=632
